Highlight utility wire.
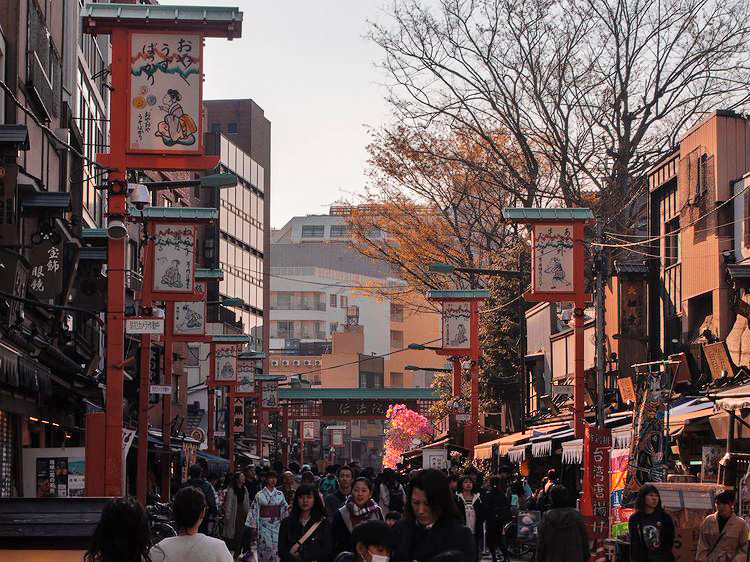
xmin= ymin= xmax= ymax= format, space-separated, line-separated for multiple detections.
xmin=0 ymin=79 xmax=112 ymax=172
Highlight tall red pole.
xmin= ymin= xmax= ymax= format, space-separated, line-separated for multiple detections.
xmin=256 ymin=380 xmax=263 ymax=460
xmin=162 ymin=303 xmax=174 ymax=500
xmin=452 ymin=358 xmax=461 ymax=398
xmin=207 ymin=342 xmax=216 ymax=454
xmin=101 ymin=28 xmax=129 ymax=498
xmin=299 ymin=420 xmax=305 ymax=467
xmin=468 ymin=300 xmax=481 ymax=457
xmin=136 ymin=333 xmax=151 ymax=504
xmin=281 ymin=404 xmax=289 ymax=467
xmin=228 ymin=386 xmax=235 ymax=470
xmin=573 ymin=222 xmax=586 ymax=439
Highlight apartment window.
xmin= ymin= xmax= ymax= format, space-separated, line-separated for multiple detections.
xmin=391 ymin=372 xmax=404 ymax=388
xmin=211 ymin=123 xmax=221 ymax=133
xmin=330 ymin=294 xmax=337 ymax=308
xmin=390 ymin=330 xmax=404 ymax=349
xmin=390 ymin=303 xmax=404 ymax=322
xmin=664 ymin=218 xmax=680 ymax=267
xmin=698 ymin=153 xmax=708 ymax=195
xmin=359 ymin=372 xmax=383 ymax=389
xmin=330 ymin=322 xmax=339 ymax=334
xmin=330 ymin=225 xmax=349 ymax=238
xmin=366 ymin=227 xmax=382 ymax=239
xmin=276 ymin=321 xmax=293 ymax=339
xmin=275 ymin=292 xmax=292 ymax=309
xmin=227 ymin=122 xmax=238 ymax=134
xmin=340 ymin=295 xmax=348 ymax=308
xmin=186 ymin=345 xmax=200 ymax=367
xmin=301 ymin=225 xmax=325 ymax=238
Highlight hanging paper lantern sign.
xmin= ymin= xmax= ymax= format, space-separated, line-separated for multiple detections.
xmin=152 ymin=224 xmax=195 ymax=294
xmin=215 ymin=344 xmax=238 ymax=383
xmin=129 ymin=33 xmax=203 ymax=155
xmin=442 ymin=303 xmax=471 ymax=350
xmin=235 ymin=358 xmax=256 ymax=395
xmin=532 ymin=225 xmax=575 ymax=294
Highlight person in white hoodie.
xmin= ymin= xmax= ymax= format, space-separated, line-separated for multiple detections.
xmin=150 ymin=486 xmax=233 ymax=562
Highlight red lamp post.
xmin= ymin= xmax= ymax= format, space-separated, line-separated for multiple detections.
xmin=81 ymin=4 xmax=243 ymax=498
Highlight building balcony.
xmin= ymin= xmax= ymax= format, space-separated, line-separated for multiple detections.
xmin=270 ymin=301 xmax=326 ymax=311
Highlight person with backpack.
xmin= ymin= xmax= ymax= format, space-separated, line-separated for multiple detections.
xmin=320 ymin=465 xmax=339 ymax=497
xmin=377 ymin=468 xmax=406 ymax=514
xmin=537 ymin=485 xmax=589 ymax=562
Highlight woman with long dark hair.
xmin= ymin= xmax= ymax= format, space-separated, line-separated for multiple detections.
xmin=455 ymin=475 xmax=483 ymax=560
xmin=332 ymin=477 xmax=384 ymax=556
xmin=392 ymin=469 xmax=475 ymax=561
xmin=278 ymin=483 xmax=332 ymax=562
xmin=483 ymin=476 xmax=512 ymax=562
xmin=222 ymin=471 xmax=251 ymax=557
xmin=628 ymin=484 xmax=675 ymax=562
xmin=85 ymin=496 xmax=153 ymax=562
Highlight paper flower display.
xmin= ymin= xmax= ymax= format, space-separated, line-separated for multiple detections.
xmin=383 ymin=404 xmax=435 ymax=468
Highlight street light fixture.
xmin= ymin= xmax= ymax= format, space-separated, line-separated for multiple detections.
xmin=429 ymin=262 xmax=522 ymax=277
xmin=404 ymin=365 xmax=452 ymax=373
xmin=407 ymin=343 xmax=441 ymax=351
xmin=209 ymin=297 xmax=245 ymax=307
xmin=138 ymin=172 xmax=238 ymax=191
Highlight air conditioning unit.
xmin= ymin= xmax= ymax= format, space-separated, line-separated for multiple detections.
xmin=293 ymin=360 xmax=301 ymax=367
xmin=281 ymin=360 xmax=289 ymax=366
xmin=303 ymin=360 xmax=312 ymax=366
xmin=271 ymin=360 xmax=279 ymax=367
xmin=314 ymin=360 xmax=321 ymax=366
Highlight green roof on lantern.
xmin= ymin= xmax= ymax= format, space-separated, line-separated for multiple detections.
xmin=133 ymin=207 xmax=218 ymax=221
xmin=502 ymin=207 xmax=594 ymax=222
xmin=426 ymin=289 xmax=490 ymax=300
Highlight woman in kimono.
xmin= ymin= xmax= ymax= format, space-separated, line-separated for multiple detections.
xmin=246 ymin=470 xmax=289 ymax=562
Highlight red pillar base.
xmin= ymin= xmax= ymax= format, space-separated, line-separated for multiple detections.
xmin=85 ymin=412 xmax=106 ymax=496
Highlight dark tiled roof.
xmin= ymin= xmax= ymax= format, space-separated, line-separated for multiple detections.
xmin=0 ymin=125 xmax=30 ymax=150
xmin=614 ymin=260 xmax=648 ymax=275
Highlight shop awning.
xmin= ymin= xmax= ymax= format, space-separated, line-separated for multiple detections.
xmin=196 ymin=450 xmax=230 ymax=474
xmin=530 ymin=428 xmax=575 ymax=457
xmin=612 ymin=426 xmax=632 ymax=449
xmin=562 ymin=439 xmax=584 ymax=464
xmin=508 ymin=444 xmax=529 ymax=463
xmin=668 ymin=400 xmax=715 ymax=434
xmin=715 ymin=397 xmax=750 ymax=411
xmin=474 ymin=441 xmax=494 ymax=460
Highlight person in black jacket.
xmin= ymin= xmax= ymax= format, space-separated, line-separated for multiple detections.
xmin=455 ymin=475 xmax=483 ymax=560
xmin=332 ymin=477 xmax=384 ymax=557
xmin=278 ymin=483 xmax=332 ymax=562
xmin=482 ymin=476 xmax=512 ymax=562
xmin=181 ymin=463 xmax=218 ymax=535
xmin=537 ymin=485 xmax=589 ymax=562
xmin=628 ymin=484 xmax=675 ymax=562
xmin=392 ymin=469 xmax=476 ymax=562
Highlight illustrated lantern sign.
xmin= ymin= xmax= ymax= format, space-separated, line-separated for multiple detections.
xmin=152 ymin=224 xmax=196 ymax=294
xmin=532 ymin=225 xmax=574 ymax=294
xmin=215 ymin=345 xmax=238 ymax=383
xmin=174 ymin=300 xmax=205 ymax=335
xmin=129 ymin=33 xmax=203 ymax=155
xmin=262 ymin=383 xmax=279 ymax=408
xmin=235 ymin=359 xmax=255 ymax=395
xmin=441 ymin=303 xmax=471 ymax=350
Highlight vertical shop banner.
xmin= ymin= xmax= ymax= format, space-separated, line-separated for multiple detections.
xmin=442 ymin=303 xmax=471 ymax=349
xmin=215 ymin=345 xmax=238 ymax=383
xmin=233 ymin=397 xmax=245 ymax=434
xmin=624 ymin=369 xmax=670 ymax=505
xmin=235 ymin=358 xmax=255 ymax=394
xmin=582 ymin=425 xmax=611 ymax=555
xmin=153 ymin=224 xmax=195 ymax=293
xmin=533 ymin=225 xmax=574 ymax=293
xmin=215 ymin=392 xmax=227 ymax=438
xmin=129 ymin=33 xmax=202 ymax=153
xmin=610 ymin=448 xmax=633 ymax=538
xmin=28 ymin=239 xmax=63 ymax=299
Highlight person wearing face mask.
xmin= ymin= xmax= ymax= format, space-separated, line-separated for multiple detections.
xmin=392 ymin=469 xmax=475 ymax=562
xmin=332 ymin=477 xmax=385 ymax=556
xmin=278 ymin=484 xmax=332 ymax=562
xmin=696 ymin=490 xmax=749 ymax=562
xmin=334 ymin=520 xmax=394 ymax=562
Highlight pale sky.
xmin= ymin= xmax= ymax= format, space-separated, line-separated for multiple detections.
xmin=179 ymin=0 xmax=393 ymax=228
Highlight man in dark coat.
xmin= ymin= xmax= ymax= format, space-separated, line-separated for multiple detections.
xmin=325 ymin=465 xmax=354 ymax=520
xmin=537 ymin=485 xmax=589 ymax=562
xmin=182 ymin=463 xmax=218 ymax=535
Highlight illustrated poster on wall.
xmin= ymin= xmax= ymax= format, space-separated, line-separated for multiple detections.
xmin=442 ymin=302 xmax=471 ymax=349
xmin=215 ymin=345 xmax=237 ymax=383
xmin=236 ymin=359 xmax=255 ymax=394
xmin=35 ymin=457 xmax=83 ymax=497
xmin=153 ymin=224 xmax=195 ymax=293
xmin=129 ymin=33 xmax=202 ymax=152
xmin=533 ymin=225 xmax=574 ymax=293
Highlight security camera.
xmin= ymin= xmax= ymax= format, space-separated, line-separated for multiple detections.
xmin=107 ymin=217 xmax=128 ymax=240
xmin=128 ymin=183 xmax=150 ymax=209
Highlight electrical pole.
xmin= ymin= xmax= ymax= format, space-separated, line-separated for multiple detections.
xmin=595 ymin=223 xmax=607 ymax=428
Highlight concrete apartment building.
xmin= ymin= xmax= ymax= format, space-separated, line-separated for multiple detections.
xmin=269 ymin=208 xmax=446 ymax=389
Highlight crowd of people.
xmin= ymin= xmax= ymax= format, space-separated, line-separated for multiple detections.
xmin=82 ymin=461 xmax=750 ymax=562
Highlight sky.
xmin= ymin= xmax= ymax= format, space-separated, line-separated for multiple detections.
xmin=178 ymin=0 xmax=394 ymax=228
